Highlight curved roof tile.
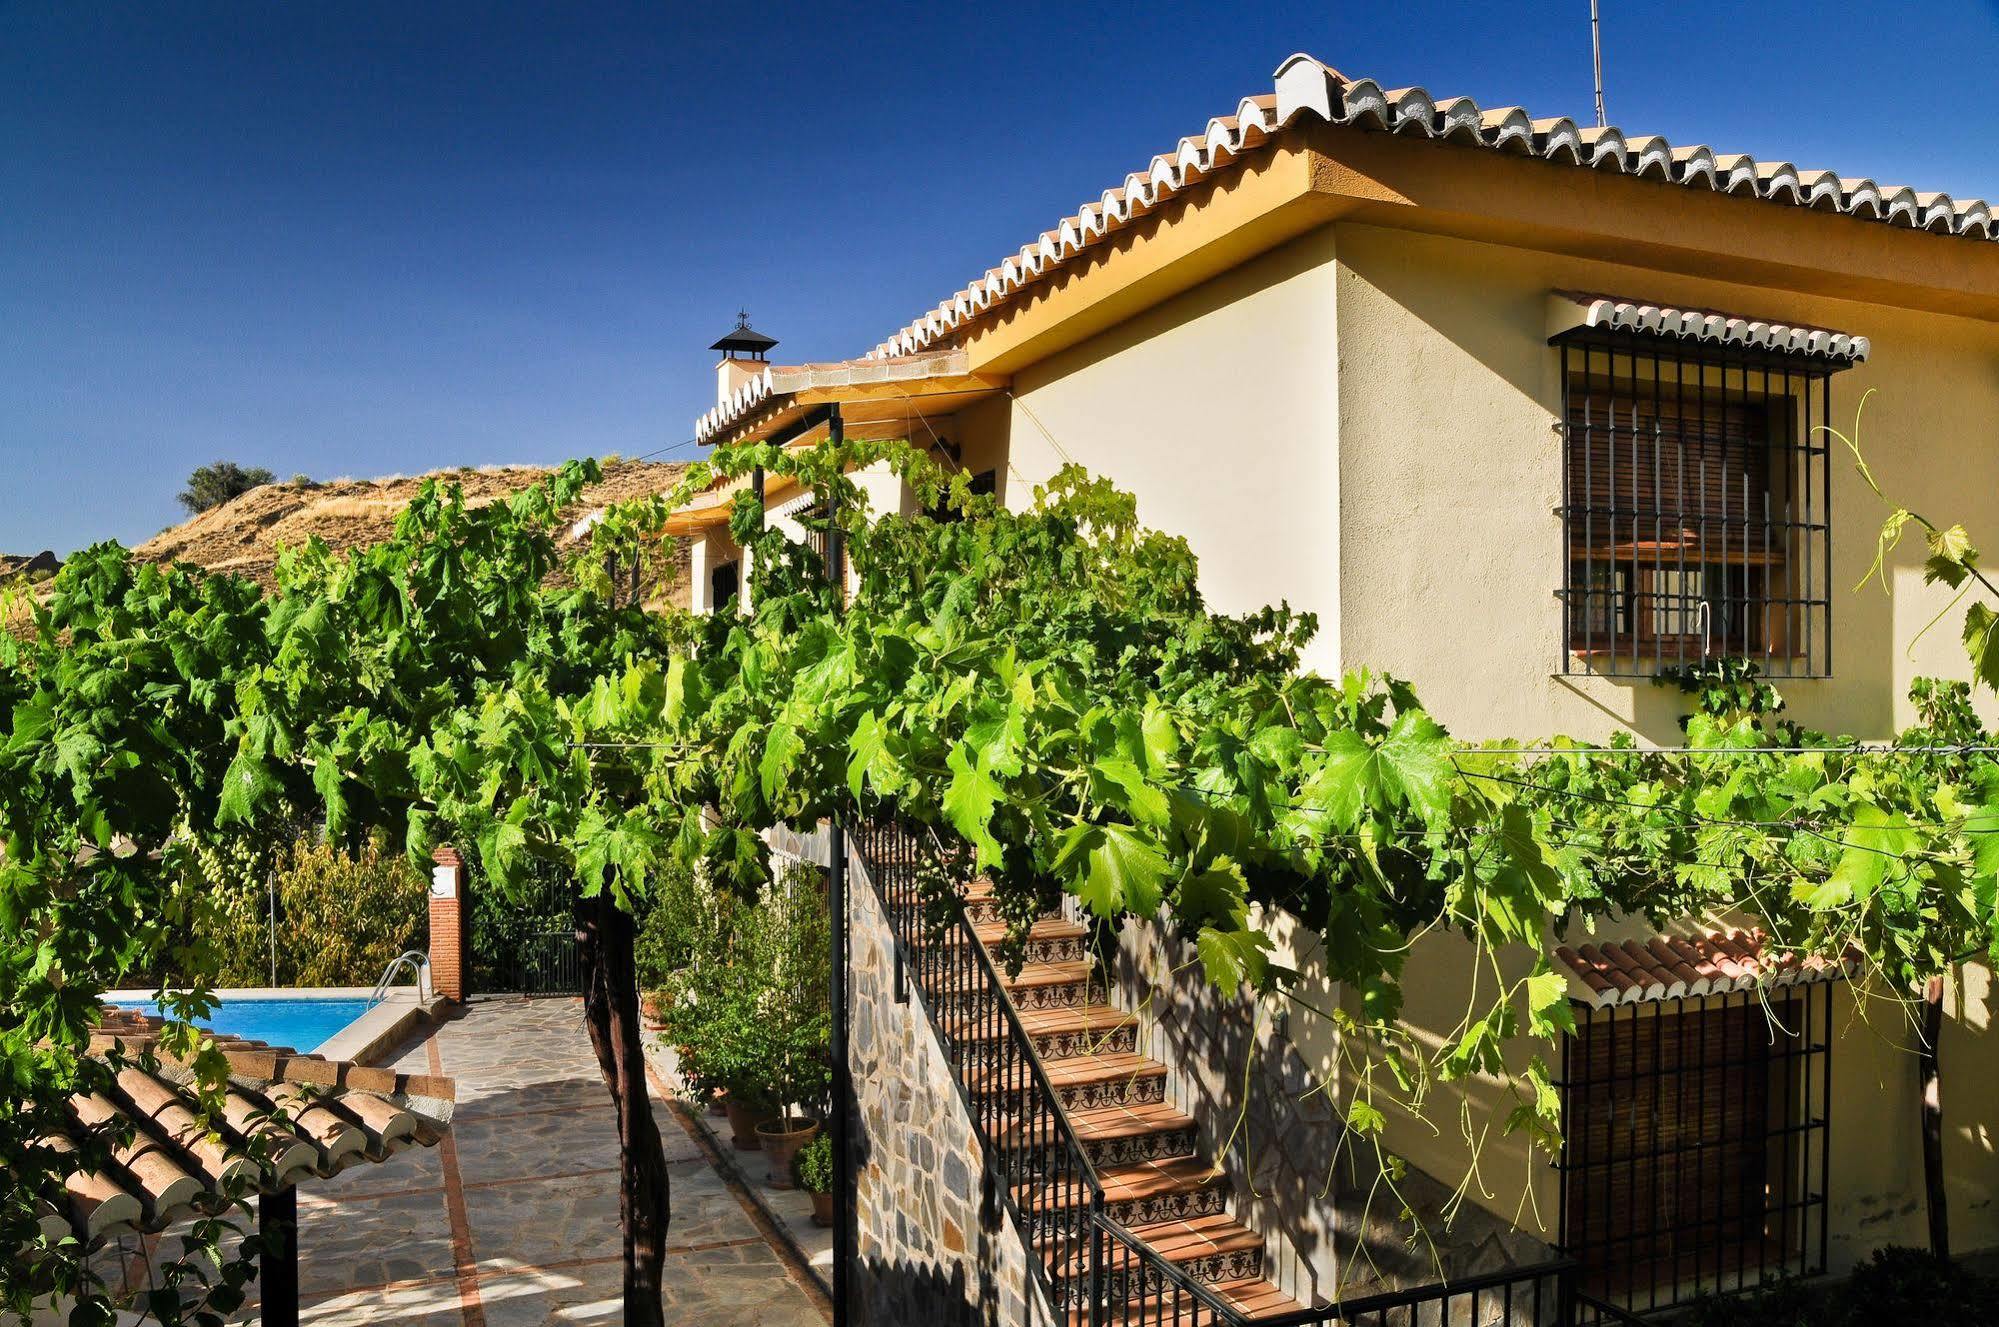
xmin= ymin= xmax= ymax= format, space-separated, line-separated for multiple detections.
xmin=861 ymin=53 xmax=1996 ymax=362
xmin=1555 ymin=928 xmax=1862 ymax=1008
xmin=44 ymin=1008 xmax=455 ymax=1247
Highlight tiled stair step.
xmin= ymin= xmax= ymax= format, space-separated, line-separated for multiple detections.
xmin=1065 ymin=1100 xmax=1201 ymax=1169
xmin=992 ymin=1100 xmax=1199 ymax=1171
xmin=1018 ymin=1156 xmax=1234 ymax=1227
xmin=961 ymin=878 xmax=1064 ymax=928
xmin=1046 ymin=1212 xmax=1268 ymax=1292
xmin=998 ymin=959 xmax=1097 ymax=1010
xmin=967 ymin=1050 xmax=1167 ymax=1110
xmin=956 ymin=916 xmax=1091 ymax=965
xmin=1063 ymin=1275 xmax=1303 ymax=1326
xmin=946 ymin=1003 xmax=1139 ymax=1066
xmin=927 ymin=961 xmax=1095 ymax=1015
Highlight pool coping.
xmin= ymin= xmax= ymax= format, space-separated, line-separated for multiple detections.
xmin=103 ymin=986 xmax=441 ymax=1065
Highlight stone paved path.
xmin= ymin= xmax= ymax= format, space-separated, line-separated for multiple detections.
xmin=289 ymin=997 xmax=831 ymax=1327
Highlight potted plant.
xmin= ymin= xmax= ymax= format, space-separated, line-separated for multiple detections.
xmin=666 ymin=989 xmax=774 ymax=1150
xmin=792 ymin=1133 xmax=835 ymax=1225
xmin=639 ymin=989 xmax=669 ymax=1031
xmin=749 ymin=864 xmax=832 ymax=1185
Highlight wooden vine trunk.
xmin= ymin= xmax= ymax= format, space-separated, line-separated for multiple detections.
xmin=580 ymin=886 xmax=671 ymax=1327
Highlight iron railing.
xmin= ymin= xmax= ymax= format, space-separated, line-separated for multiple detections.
xmin=849 ymin=819 xmax=1592 ymax=1326
xmin=850 ymin=819 xmax=1106 ymax=1316
xmin=510 ymin=927 xmax=584 ymax=997
xmin=1552 ymin=329 xmax=1848 ymax=678
xmin=1553 ymin=983 xmax=1831 ymax=1317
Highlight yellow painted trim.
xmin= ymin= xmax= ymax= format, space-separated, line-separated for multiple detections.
xmin=954 ymin=127 xmax=1999 ymax=377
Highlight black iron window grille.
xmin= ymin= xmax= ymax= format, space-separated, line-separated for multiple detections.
xmin=1555 ymin=329 xmax=1851 ymax=677
xmin=1555 ymin=983 xmax=1832 ymax=1318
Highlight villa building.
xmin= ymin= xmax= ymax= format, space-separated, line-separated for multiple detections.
xmin=682 ymin=56 xmax=1999 ymax=1324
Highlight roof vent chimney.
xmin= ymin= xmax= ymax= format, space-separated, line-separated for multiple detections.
xmin=711 ymin=311 xmax=778 ymax=407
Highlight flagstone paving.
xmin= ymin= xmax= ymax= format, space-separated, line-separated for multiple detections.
xmin=284 ymin=996 xmax=831 ymax=1327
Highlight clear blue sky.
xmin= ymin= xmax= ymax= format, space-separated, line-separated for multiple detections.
xmin=6 ymin=2 xmax=1998 ymax=554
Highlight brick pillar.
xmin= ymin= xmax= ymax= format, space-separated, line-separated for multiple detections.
xmin=428 ymin=845 xmax=469 ymax=1003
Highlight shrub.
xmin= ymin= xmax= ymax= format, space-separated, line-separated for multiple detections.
xmin=1681 ymin=1248 xmax=1996 ymax=1327
xmin=634 ymin=861 xmax=711 ymax=996
xmin=791 ymin=1133 xmax=833 ymax=1194
xmin=190 ymin=833 xmax=426 ymax=987
xmin=664 ymin=860 xmax=829 ymax=1115
xmin=177 ymin=460 xmax=275 ymax=513
xmin=1844 ymin=1247 xmax=1995 ymax=1326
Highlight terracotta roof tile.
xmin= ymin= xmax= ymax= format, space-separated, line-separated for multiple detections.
xmin=39 ymin=1008 xmax=455 ymax=1247
xmin=1554 ymin=928 xmax=1861 ymax=1009
xmin=859 ymin=53 xmax=1998 ymax=365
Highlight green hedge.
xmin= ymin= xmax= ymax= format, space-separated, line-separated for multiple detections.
xmin=195 ymin=836 xmax=427 ymax=988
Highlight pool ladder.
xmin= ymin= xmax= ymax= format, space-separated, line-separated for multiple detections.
xmin=371 ymin=951 xmax=433 ymax=1004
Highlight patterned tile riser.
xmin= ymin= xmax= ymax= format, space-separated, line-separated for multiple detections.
xmin=972 ymin=1074 xmax=1167 ymax=1111
xmin=947 ymin=1023 xmax=1139 ymax=1073
xmin=1107 ymin=1185 xmax=1230 ymax=1226
xmin=971 ymin=936 xmax=1090 ymax=965
xmin=963 ymin=899 xmax=1063 ymax=927
xmin=1034 ymin=1025 xmax=1138 ymax=1060
xmin=934 ymin=979 xmax=1095 ymax=1012
xmin=1082 ymin=1127 xmax=1200 ymax=1169
xmin=1052 ymin=1244 xmax=1269 ymax=1313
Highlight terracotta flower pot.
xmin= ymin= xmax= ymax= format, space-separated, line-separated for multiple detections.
xmin=755 ymin=1115 xmax=820 ymax=1188
xmin=810 ymin=1190 xmax=834 ymax=1227
xmin=723 ymin=1097 xmax=765 ymax=1151
xmin=640 ymin=995 xmax=668 ymax=1031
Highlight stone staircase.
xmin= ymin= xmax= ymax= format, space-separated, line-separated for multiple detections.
xmin=948 ymin=879 xmax=1303 ymax=1323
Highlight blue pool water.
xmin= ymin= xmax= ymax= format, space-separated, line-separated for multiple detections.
xmin=112 ymin=997 xmax=372 ymax=1053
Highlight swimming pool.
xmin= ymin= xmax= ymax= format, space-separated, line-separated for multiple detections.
xmin=111 ymin=996 xmax=374 ymax=1054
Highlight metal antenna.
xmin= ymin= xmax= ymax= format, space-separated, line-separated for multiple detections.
xmin=1590 ymin=0 xmax=1607 ymax=127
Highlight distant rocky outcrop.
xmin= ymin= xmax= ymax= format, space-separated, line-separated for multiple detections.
xmin=133 ymin=460 xmax=692 ymax=608
xmin=0 ymin=550 xmax=63 ymax=580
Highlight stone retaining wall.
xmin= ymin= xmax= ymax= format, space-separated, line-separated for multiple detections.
xmin=847 ymin=852 xmax=1059 ymax=1326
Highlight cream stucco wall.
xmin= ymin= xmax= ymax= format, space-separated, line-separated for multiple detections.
xmin=935 ymin=216 xmax=1999 ymax=1271
xmin=718 ymin=205 xmax=1999 ymax=1273
xmin=1331 ymin=222 xmax=1999 ymax=744
xmin=983 ymin=226 xmax=1345 ymax=675
xmin=1346 ymin=922 xmax=1999 ymax=1273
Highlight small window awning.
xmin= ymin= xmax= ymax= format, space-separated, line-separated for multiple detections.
xmin=41 ymin=1008 xmax=455 ymax=1246
xmin=1548 ymin=291 xmax=1870 ymax=366
xmin=1555 ymin=928 xmax=1862 ymax=1008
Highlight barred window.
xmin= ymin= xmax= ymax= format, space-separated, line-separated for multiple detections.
xmin=1556 ymin=329 xmax=1849 ymax=677
xmin=1557 ymin=985 xmax=1831 ymax=1317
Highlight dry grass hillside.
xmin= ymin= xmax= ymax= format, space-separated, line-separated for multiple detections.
xmin=134 ymin=459 xmax=693 ymax=608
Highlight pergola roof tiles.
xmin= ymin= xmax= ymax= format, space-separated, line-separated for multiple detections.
xmin=43 ymin=1008 xmax=454 ymax=1246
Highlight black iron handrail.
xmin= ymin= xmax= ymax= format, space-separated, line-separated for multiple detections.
xmin=848 ymin=819 xmax=1107 ymax=1317
xmin=849 ymin=819 xmax=1598 ymax=1327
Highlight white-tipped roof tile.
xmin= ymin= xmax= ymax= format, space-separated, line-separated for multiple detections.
xmin=1558 ymin=291 xmax=1871 ymax=363
xmin=1555 ymin=928 xmax=1863 ymax=1009
xmin=862 ymin=54 xmax=1996 ymax=362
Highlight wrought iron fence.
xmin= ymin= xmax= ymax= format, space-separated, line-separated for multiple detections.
xmin=848 ymin=818 xmax=1591 ymax=1327
xmin=508 ymin=927 xmax=584 ymax=997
